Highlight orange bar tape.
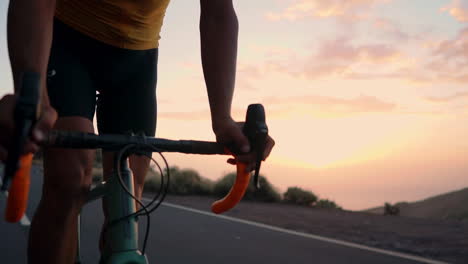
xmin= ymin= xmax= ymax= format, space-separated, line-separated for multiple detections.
xmin=211 ymin=162 xmax=251 ymax=214
xmin=5 ymin=153 xmax=33 ymax=223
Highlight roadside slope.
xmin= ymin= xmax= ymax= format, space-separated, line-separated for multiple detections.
xmin=366 ymin=187 xmax=468 ymax=221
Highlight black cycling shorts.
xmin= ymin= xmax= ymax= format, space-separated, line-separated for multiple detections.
xmin=47 ymin=19 xmax=157 ymax=141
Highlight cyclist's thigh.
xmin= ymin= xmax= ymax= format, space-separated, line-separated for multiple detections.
xmin=43 ymin=19 xmax=97 ymax=195
xmin=47 ymin=19 xmax=97 ymax=121
xmin=95 ymin=47 xmax=158 ymax=181
xmin=95 ymin=48 xmax=158 ymax=139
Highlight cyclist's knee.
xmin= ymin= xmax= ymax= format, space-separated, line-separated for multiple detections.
xmin=42 ymin=148 xmax=95 ymax=205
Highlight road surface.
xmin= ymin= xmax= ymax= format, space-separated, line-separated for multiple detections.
xmin=0 ymin=166 xmax=447 ymax=264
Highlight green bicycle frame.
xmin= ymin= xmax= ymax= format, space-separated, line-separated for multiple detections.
xmin=76 ymin=157 xmax=148 ymax=264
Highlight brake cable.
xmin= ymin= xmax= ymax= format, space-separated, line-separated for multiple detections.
xmin=106 ymin=144 xmax=170 ymax=255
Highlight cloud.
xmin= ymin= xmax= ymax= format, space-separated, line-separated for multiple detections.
xmin=237 ymin=63 xmax=263 ymax=79
xmin=441 ymin=0 xmax=468 ymax=22
xmin=234 ymin=63 xmax=267 ymax=91
xmin=337 ymin=26 xmax=468 ymax=84
xmin=158 ymin=110 xmax=210 ymax=120
xmin=316 ymin=38 xmax=400 ymax=62
xmin=157 ymin=95 xmax=397 ymax=121
xmin=264 ymin=94 xmax=396 ymax=115
xmin=265 ymin=0 xmax=389 ymax=22
xmin=265 ymin=37 xmax=402 ymax=79
xmin=253 ymin=23 xmax=468 ymax=84
xmin=425 ymin=26 xmax=468 ymax=83
xmin=247 ymin=44 xmax=295 ymax=58
xmin=425 ymin=91 xmax=468 ymax=103
xmin=157 ymin=107 xmax=256 ymax=121
xmin=433 ymin=27 xmax=468 ymax=61
xmin=372 ymin=17 xmax=411 ymax=42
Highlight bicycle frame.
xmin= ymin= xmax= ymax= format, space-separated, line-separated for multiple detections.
xmin=2 ymin=73 xmax=269 ymax=264
xmin=75 ymin=156 xmax=147 ymax=264
xmin=3 ymin=101 xmax=268 ymax=264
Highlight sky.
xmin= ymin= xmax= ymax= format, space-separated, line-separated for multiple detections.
xmin=1 ymin=0 xmax=468 ymax=210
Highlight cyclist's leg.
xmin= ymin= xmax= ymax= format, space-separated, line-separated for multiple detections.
xmin=95 ymin=47 xmax=158 ymax=249
xmin=97 ymin=49 xmax=157 ymax=200
xmin=29 ymin=118 xmax=95 ymax=264
xmin=28 ymin=18 xmax=98 ymax=264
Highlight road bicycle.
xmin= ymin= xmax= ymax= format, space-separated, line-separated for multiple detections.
xmin=0 ymin=72 xmax=269 ymax=264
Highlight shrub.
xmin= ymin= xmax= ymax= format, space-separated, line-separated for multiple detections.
xmin=213 ymin=173 xmax=281 ymax=202
xmin=169 ymin=167 xmax=213 ymax=195
xmin=143 ymin=167 xmax=162 ymax=193
xmin=316 ymin=199 xmax=341 ymax=209
xmin=384 ymin=202 xmax=400 ymax=216
xmin=449 ymin=211 xmax=468 ymax=221
xmin=144 ymin=166 xmax=213 ymax=196
xmin=283 ymin=187 xmax=318 ymax=206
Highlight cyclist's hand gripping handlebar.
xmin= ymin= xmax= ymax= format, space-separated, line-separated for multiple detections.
xmin=2 ymin=72 xmax=39 ymax=223
xmin=211 ymin=104 xmax=268 ymax=214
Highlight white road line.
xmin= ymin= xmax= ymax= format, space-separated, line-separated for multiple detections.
xmin=145 ymin=199 xmax=450 ymax=264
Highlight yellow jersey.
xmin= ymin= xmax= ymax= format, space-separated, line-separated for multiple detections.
xmin=55 ymin=0 xmax=171 ymax=50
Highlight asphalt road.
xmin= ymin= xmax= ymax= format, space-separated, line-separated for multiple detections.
xmin=0 ymin=166 xmax=445 ymax=264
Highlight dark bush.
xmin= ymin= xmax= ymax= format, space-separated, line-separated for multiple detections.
xmin=213 ymin=173 xmax=281 ymax=202
xmin=316 ymin=199 xmax=341 ymax=209
xmin=384 ymin=202 xmax=400 ymax=216
xmin=143 ymin=167 xmax=162 ymax=193
xmin=144 ymin=166 xmax=213 ymax=196
xmin=283 ymin=187 xmax=318 ymax=206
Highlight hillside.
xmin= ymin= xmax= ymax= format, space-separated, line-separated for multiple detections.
xmin=365 ymin=187 xmax=468 ymax=221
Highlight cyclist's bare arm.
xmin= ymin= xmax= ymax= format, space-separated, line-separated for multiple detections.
xmin=200 ymin=0 xmax=238 ymax=128
xmin=0 ymin=0 xmax=58 ymax=161
xmin=199 ymin=0 xmax=274 ymax=169
xmin=9 ymin=0 xmax=55 ymax=90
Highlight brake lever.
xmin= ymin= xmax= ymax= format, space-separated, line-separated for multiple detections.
xmin=242 ymin=104 xmax=268 ymax=190
xmin=2 ymin=72 xmax=40 ymax=191
xmin=1 ymin=72 xmax=39 ymax=223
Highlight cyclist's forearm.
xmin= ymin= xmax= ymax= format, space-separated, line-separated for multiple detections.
xmin=200 ymin=2 xmax=239 ymax=126
xmin=8 ymin=0 xmax=56 ymax=105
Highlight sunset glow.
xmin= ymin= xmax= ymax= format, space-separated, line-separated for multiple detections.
xmin=1 ymin=0 xmax=467 ymax=210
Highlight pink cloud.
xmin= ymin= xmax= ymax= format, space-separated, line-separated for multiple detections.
xmin=266 ymin=37 xmax=402 ymax=79
xmin=340 ymin=26 xmax=468 ymax=84
xmin=157 ymin=107 xmax=255 ymax=121
xmin=372 ymin=18 xmax=411 ymax=42
xmin=441 ymin=0 xmax=468 ymax=22
xmin=264 ymin=94 xmax=396 ymax=113
xmin=237 ymin=63 xmax=263 ymax=79
xmin=425 ymin=26 xmax=468 ymax=83
xmin=343 ymin=70 xmax=413 ymax=81
xmin=266 ymin=0 xmax=389 ymax=21
xmin=425 ymin=91 xmax=468 ymax=103
xmin=259 ymin=24 xmax=468 ymax=84
xmin=317 ymin=40 xmax=399 ymax=63
xmin=158 ymin=110 xmax=209 ymax=120
xmin=433 ymin=27 xmax=468 ymax=60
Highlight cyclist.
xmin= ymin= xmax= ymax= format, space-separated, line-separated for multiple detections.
xmin=0 ymin=0 xmax=275 ymax=263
